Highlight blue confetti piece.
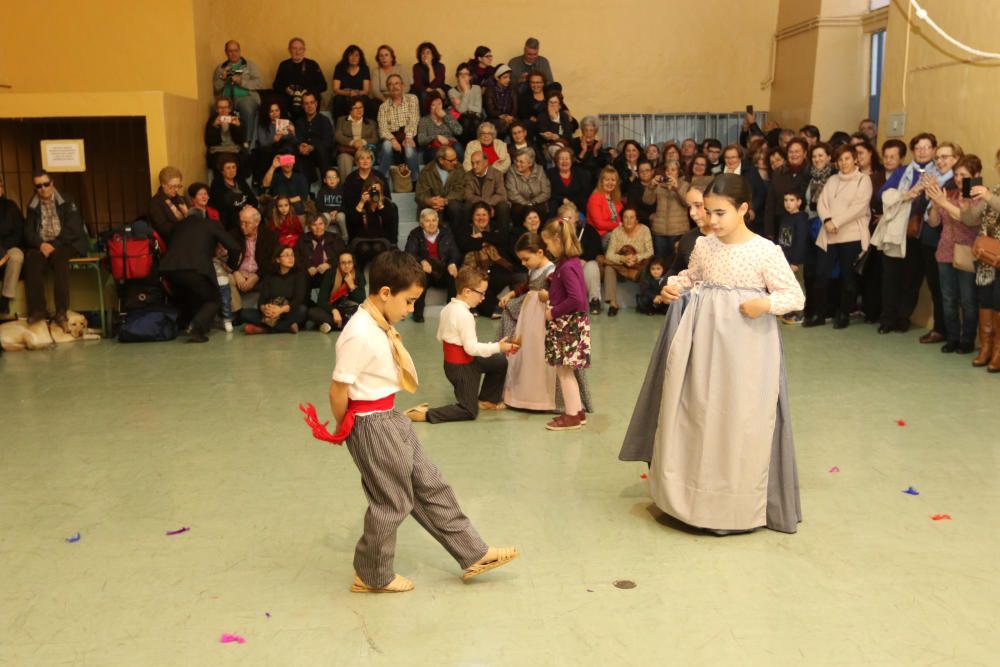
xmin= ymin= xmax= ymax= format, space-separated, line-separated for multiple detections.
xmin=65 ymin=533 xmax=81 ymax=543
xmin=902 ymin=486 xmax=920 ymax=495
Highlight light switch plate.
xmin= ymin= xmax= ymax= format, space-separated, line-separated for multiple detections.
xmin=885 ymin=112 xmax=906 ymax=137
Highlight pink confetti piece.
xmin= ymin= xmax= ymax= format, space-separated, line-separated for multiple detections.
xmin=220 ymin=633 xmax=245 ymax=644
xmin=828 ymin=466 xmax=840 ymax=473
xmin=896 ymin=420 xmax=907 ymax=427
xmin=640 ymin=473 xmax=648 ymax=479
xmin=166 ymin=526 xmax=190 ymax=536
xmin=931 ymin=514 xmax=952 ymax=521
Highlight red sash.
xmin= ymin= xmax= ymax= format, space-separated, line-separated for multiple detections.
xmin=332 ymin=395 xmax=395 ymax=443
xmin=443 ymin=342 xmax=474 ymax=364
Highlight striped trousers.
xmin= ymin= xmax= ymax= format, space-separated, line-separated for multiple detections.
xmin=427 ymin=355 xmax=508 ymax=423
xmin=346 ymin=410 xmax=488 ymax=588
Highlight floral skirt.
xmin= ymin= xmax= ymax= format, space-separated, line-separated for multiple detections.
xmin=545 ymin=312 xmax=591 ymax=369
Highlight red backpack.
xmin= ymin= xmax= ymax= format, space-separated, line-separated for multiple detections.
xmin=107 ymin=225 xmax=165 ymax=281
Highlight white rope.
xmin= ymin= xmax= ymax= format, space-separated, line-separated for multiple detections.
xmin=909 ymin=0 xmax=1000 ymax=60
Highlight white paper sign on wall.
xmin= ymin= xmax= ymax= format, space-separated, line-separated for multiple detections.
xmin=41 ymin=139 xmax=87 ymax=172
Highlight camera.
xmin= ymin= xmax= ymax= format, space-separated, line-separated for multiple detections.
xmin=963 ymin=176 xmax=983 ymax=199
xmin=368 ymin=186 xmax=380 ymax=203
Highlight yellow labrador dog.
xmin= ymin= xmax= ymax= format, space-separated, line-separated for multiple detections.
xmin=0 ymin=311 xmax=101 ymax=351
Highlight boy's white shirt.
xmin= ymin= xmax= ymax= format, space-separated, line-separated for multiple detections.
xmin=333 ymin=307 xmax=403 ymax=401
xmin=436 ymin=299 xmax=501 ymax=358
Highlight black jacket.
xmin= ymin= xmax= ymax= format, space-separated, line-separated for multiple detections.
xmin=456 ymin=223 xmax=509 ymax=263
xmin=209 ymin=178 xmax=258 ymax=233
xmin=763 ymin=165 xmax=809 ymax=238
xmin=666 ymin=228 xmax=705 ymax=278
xmin=204 ymin=113 xmax=247 ymax=149
xmin=23 ymin=190 xmax=88 ymax=255
xmin=547 ymin=166 xmax=591 ymax=217
xmin=294 ymin=113 xmax=333 ymax=154
xmin=258 ymin=269 xmax=308 ymax=311
xmin=346 ymin=205 xmax=398 ymax=246
xmin=272 ymin=58 xmax=327 ymax=99
xmin=578 ymin=221 xmax=603 ymax=262
xmin=0 ymin=196 xmax=24 ymax=255
xmin=624 ymin=180 xmax=658 ymax=225
xmin=343 ymin=170 xmax=392 ymax=212
xmin=233 ymin=225 xmax=279 ymax=275
xmin=404 ymin=226 xmax=461 ymax=266
xmin=148 ymin=190 xmax=188 ymax=241
xmin=295 ymin=230 xmax=347 ymax=270
xmin=160 ymin=211 xmax=241 ymax=278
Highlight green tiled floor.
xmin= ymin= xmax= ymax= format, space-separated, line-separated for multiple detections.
xmin=1 ymin=312 xmax=998 ymax=666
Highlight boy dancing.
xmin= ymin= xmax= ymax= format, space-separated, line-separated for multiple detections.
xmin=328 ymin=250 xmax=518 ymax=593
xmin=405 ymin=266 xmax=514 ymax=424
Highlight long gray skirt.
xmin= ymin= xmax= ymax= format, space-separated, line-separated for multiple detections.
xmin=619 ymin=284 xmax=802 ymax=534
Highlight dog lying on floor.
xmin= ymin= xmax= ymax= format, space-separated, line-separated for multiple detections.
xmin=0 ymin=311 xmax=101 ymax=351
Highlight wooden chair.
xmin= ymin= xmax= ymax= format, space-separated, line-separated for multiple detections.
xmin=68 ymin=238 xmax=112 ymax=335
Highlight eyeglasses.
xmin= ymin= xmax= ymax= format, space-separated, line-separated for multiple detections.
xmin=34 ymin=181 xmax=52 ymax=189
xmin=471 ymin=288 xmax=487 ymax=297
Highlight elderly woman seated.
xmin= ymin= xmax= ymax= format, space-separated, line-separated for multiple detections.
xmin=417 ymin=94 xmax=464 ymax=163
xmin=463 ymin=121 xmax=511 ymax=173
xmin=571 ymin=116 xmax=608 ymax=184
xmin=333 ymin=97 xmax=378 ymax=181
xmin=455 ymin=203 xmax=512 ymax=318
xmin=601 ymin=207 xmax=653 ymax=317
xmin=505 ymin=148 xmax=551 ymax=227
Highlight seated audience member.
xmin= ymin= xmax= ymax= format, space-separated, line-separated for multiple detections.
xmin=268 ymin=195 xmax=304 ymax=249
xmin=456 ymin=203 xmax=512 ymax=317
xmin=506 ymin=121 xmax=540 ymax=166
xmin=586 ymin=166 xmax=623 ymax=244
xmin=377 ymin=74 xmax=421 ymax=185
xmin=243 ymin=245 xmax=307 ymax=335
xmin=703 ymin=139 xmax=723 ymax=174
xmin=210 ymin=154 xmax=258 ymax=233
xmin=253 ymin=101 xmax=298 ymax=183
xmin=625 ymin=160 xmax=658 ymax=225
xmin=666 ymin=185 xmax=711 ymax=278
xmin=602 ymin=207 xmax=654 ymax=316
xmin=149 ymin=166 xmax=189 ymax=241
xmin=404 ymin=208 xmax=460 ymax=322
xmin=334 ymin=97 xmax=378 ymax=180
xmin=416 ymin=146 xmax=466 ymax=229
xmin=330 ymin=45 xmax=372 ymax=121
xmin=346 ymin=175 xmax=397 ymax=270
xmin=411 ymin=42 xmax=448 ymax=107
xmin=316 ymin=167 xmax=347 ymax=239
xmin=417 ymin=95 xmax=464 ymax=163
xmin=463 ymin=122 xmax=512 ymax=173
xmin=548 ymin=147 xmax=591 ymax=217
xmin=614 ymin=140 xmax=643 ymax=191
xmin=262 ymin=155 xmax=310 ymax=213
xmin=646 ymin=160 xmax=691 ymax=261
xmin=342 ymin=147 xmax=393 ymax=212
xmin=213 ymin=40 xmax=264 ymax=144
xmin=508 ymin=209 xmax=543 ymax=261
xmin=311 ymin=250 xmax=367 ymax=332
xmin=572 ymin=116 xmax=608 ymax=183
xmin=722 ymin=143 xmax=766 ymax=229
xmin=516 ymin=71 xmax=548 ymax=126
xmin=0 ymin=175 xmax=24 ymax=320
xmin=272 ymin=37 xmax=327 ymax=117
xmin=293 ymin=92 xmax=333 ymax=183
xmin=296 ymin=212 xmax=347 ymax=314
xmin=230 ymin=205 xmax=277 ymax=312
xmin=449 ymin=63 xmax=484 ymax=142
xmin=559 ymin=201 xmax=604 ymax=315
xmin=506 ymin=148 xmax=551 ymax=226
xmin=687 ymin=154 xmax=714 ymax=190
xmin=464 ymin=150 xmax=511 ymax=234
xmin=508 ymin=37 xmax=554 ymax=92
xmin=160 ymin=182 xmax=242 ymax=342
xmin=204 ymin=97 xmax=248 ymax=181
xmin=465 ymin=46 xmax=496 ymax=87
xmin=370 ymin=45 xmax=411 ymax=106
xmin=22 ymin=171 xmax=88 ymax=328
xmin=484 ymin=65 xmax=517 ymax=137
xmin=636 ymin=257 xmax=669 ymax=315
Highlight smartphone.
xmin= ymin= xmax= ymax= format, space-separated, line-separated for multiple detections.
xmin=963 ymin=176 xmax=983 ymax=198
xmin=279 ymin=154 xmax=296 ymax=168
xmin=746 ymin=104 xmax=754 ymax=115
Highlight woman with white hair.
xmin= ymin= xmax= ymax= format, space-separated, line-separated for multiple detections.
xmin=571 ymin=116 xmax=608 ymax=183
xmin=505 ymin=148 xmax=551 ymax=225
xmin=462 ymin=121 xmax=511 ymax=173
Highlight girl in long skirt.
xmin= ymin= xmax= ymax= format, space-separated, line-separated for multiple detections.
xmin=620 ymin=174 xmax=805 ymax=533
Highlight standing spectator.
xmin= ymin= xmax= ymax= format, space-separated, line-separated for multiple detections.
xmin=586 ymin=166 xmax=624 ymax=244
xmin=22 ymin=171 xmax=88 ymax=328
xmin=687 ymin=154 xmax=713 ymax=190
xmin=370 ymin=45 xmax=411 ymax=104
xmin=805 ymin=143 xmax=834 ymax=219
xmin=293 ymin=92 xmax=333 ymax=183
xmin=417 ymin=95 xmax=464 ymax=163
xmin=405 ymin=208 xmax=460 ymax=322
xmin=0 ymin=175 xmax=24 ymax=320
xmin=204 ymin=97 xmax=248 ymax=182
xmin=645 ymin=144 xmax=662 ymax=172
xmin=334 ymin=98 xmax=378 ymax=180
xmin=508 ymin=37 xmax=554 ymax=92
xmin=703 ymin=139 xmax=723 ymax=174
xmin=484 ymin=65 xmax=517 ymax=137
xmin=411 ymin=42 xmax=448 ymax=107
xmin=160 ymin=183 xmax=242 ymax=343
xmin=679 ymin=138 xmax=698 ymax=172
xmin=330 ymin=45 xmax=372 ymax=121
xmin=209 ymin=154 xmax=258 ymax=233
xmin=572 ymin=116 xmax=608 ymax=183
xmin=763 ymin=137 xmax=810 ymax=238
xmin=465 ymin=46 xmax=496 ymax=86
xmin=506 ymin=148 xmax=551 ymax=225
xmin=806 ymin=145 xmax=873 ymax=329
xmin=148 ymin=166 xmax=188 ymax=241
xmin=415 ymin=146 xmax=466 ymax=229
xmin=242 ymin=245 xmax=307 ymax=335
xmin=548 ymin=147 xmax=591 ymax=217
xmin=856 ymin=139 xmax=885 ymax=322
xmin=448 ymin=63 xmax=484 ymax=142
xmin=464 ymin=150 xmax=511 ymax=234
xmin=377 ymin=74 xmax=421 ymax=185
xmin=272 ymin=37 xmax=326 ymax=117
xmin=858 ymin=118 xmax=878 ymax=144
xmin=463 ymin=122 xmax=512 ymax=173
xmin=213 ymin=40 xmax=264 ymax=145
xmin=646 ymin=160 xmax=690 ymax=262
xmin=799 ymin=125 xmax=821 ymax=147
xmin=722 ymin=144 xmax=766 ymax=230
xmin=262 ymin=154 xmax=310 ymax=213
xmin=964 ymin=148 xmax=1000 ymax=370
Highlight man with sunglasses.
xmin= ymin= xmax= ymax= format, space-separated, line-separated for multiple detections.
xmin=22 ymin=170 xmax=88 ymax=328
xmin=0 ymin=175 xmax=25 ymax=320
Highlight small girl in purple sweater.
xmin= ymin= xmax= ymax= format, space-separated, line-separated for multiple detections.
xmin=538 ymin=218 xmax=591 ymax=431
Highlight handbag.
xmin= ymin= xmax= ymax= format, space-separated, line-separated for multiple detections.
xmin=952 ymin=244 xmax=975 ymax=272
xmin=852 ymin=247 xmax=873 ymax=275
xmin=972 ymin=235 xmax=1000 ymax=269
